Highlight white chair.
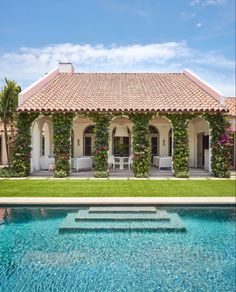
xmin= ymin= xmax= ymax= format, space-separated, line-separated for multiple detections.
xmin=159 ymin=156 xmax=172 ymax=170
xmin=74 ymin=157 xmax=93 ymax=172
xmin=108 ymin=155 xmax=115 ymax=170
xmin=39 ymin=156 xmax=55 ymax=170
xmin=123 ymin=156 xmax=133 ymax=170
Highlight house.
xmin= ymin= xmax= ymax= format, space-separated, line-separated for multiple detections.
xmin=0 ymin=63 xmax=235 ymax=177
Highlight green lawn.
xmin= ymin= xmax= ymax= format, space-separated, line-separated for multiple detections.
xmin=0 ymin=179 xmax=235 ymax=197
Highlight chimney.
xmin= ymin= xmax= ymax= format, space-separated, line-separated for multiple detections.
xmin=59 ymin=62 xmax=75 ymax=73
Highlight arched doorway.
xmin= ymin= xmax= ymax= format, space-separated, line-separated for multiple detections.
xmin=112 ymin=126 xmax=131 ymax=156
xmin=149 ymin=125 xmax=159 ymax=160
xmin=41 ymin=122 xmax=51 ymax=157
xmin=83 ymin=125 xmax=95 ymax=156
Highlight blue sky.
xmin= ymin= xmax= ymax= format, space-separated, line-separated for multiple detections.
xmin=0 ymin=0 xmax=235 ymax=95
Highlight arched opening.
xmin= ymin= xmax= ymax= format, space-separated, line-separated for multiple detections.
xmin=31 ymin=120 xmax=40 ymax=171
xmin=83 ymin=125 xmax=95 ymax=156
xmin=168 ymin=129 xmax=172 ymax=156
xmin=41 ymin=122 xmax=51 ymax=157
xmin=112 ymin=126 xmax=131 ymax=156
xmin=149 ymin=125 xmax=159 ymax=160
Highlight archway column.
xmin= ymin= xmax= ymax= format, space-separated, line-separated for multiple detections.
xmin=128 ymin=113 xmax=153 ymax=178
xmin=10 ymin=112 xmax=39 ymax=176
xmin=162 ymin=113 xmax=192 ymax=178
xmin=52 ymin=112 xmax=74 ymax=177
xmin=89 ymin=113 xmax=112 ymax=178
xmin=204 ymin=113 xmax=232 ymax=178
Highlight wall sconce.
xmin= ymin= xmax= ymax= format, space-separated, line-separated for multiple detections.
xmin=163 ymin=139 xmax=166 ymax=146
xmin=77 ymin=139 xmax=80 ymax=146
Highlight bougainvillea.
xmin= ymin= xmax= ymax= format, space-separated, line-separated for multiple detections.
xmin=52 ymin=113 xmax=74 ymax=177
xmin=89 ymin=113 xmax=112 ymax=178
xmin=204 ymin=113 xmax=232 ymax=178
xmin=128 ymin=113 xmax=153 ymax=177
xmin=10 ymin=112 xmax=39 ymax=176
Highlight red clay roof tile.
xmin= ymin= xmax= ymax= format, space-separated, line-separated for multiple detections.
xmin=18 ymin=73 xmax=226 ymax=113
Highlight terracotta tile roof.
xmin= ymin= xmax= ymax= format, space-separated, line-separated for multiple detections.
xmin=225 ymin=97 xmax=236 ymax=116
xmin=18 ymin=72 xmax=226 ymax=113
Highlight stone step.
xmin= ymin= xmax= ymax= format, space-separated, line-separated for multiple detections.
xmin=88 ymin=206 xmax=157 ymax=213
xmin=59 ymin=213 xmax=186 ymax=233
xmin=75 ymin=209 xmax=170 ymax=221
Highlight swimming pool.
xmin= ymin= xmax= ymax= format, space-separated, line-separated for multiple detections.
xmin=0 ymin=207 xmax=235 ymax=291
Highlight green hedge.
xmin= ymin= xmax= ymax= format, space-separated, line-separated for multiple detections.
xmin=204 ymin=113 xmax=232 ymax=178
xmin=129 ymin=113 xmax=152 ymax=177
xmin=52 ymin=113 xmax=74 ymax=177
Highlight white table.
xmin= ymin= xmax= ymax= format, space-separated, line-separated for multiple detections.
xmin=72 ymin=157 xmax=93 ymax=172
xmin=153 ymin=156 xmax=172 ymax=170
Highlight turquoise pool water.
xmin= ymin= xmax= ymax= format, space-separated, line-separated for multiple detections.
xmin=0 ymin=207 xmax=235 ymax=291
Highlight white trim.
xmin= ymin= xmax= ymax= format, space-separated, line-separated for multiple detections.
xmin=183 ymin=69 xmax=225 ymax=106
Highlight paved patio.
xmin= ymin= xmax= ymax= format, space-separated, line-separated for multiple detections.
xmin=30 ymin=167 xmax=211 ymax=179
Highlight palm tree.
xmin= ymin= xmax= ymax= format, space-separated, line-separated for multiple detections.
xmin=0 ymin=79 xmax=21 ymax=166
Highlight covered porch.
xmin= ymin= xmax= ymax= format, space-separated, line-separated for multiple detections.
xmin=30 ymin=114 xmax=211 ymax=177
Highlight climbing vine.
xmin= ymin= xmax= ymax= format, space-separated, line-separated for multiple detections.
xmin=161 ymin=113 xmax=196 ymax=178
xmin=10 ymin=112 xmax=39 ymax=176
xmin=52 ymin=113 xmax=74 ymax=177
xmin=204 ymin=113 xmax=232 ymax=178
xmin=128 ymin=113 xmax=153 ymax=177
xmin=88 ymin=113 xmax=112 ymax=178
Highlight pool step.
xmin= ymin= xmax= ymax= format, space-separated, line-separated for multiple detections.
xmin=59 ymin=206 xmax=186 ymax=233
xmin=59 ymin=213 xmax=186 ymax=233
xmin=89 ymin=206 xmax=157 ymax=213
xmin=75 ymin=209 xmax=170 ymax=221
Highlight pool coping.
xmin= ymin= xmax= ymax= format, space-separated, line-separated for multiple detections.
xmin=0 ymin=197 xmax=235 ymax=206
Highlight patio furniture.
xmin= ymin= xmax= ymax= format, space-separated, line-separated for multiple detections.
xmin=48 ymin=163 xmax=55 ymax=172
xmin=153 ymin=156 xmax=172 ymax=170
xmin=108 ymin=155 xmax=117 ymax=171
xmin=72 ymin=157 xmax=93 ymax=172
xmin=123 ymin=156 xmax=133 ymax=170
xmin=39 ymin=157 xmax=55 ymax=170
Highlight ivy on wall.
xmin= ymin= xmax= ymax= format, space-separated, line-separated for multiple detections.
xmin=88 ymin=113 xmax=112 ymax=178
xmin=162 ymin=113 xmax=195 ymax=178
xmin=128 ymin=113 xmax=153 ymax=177
xmin=204 ymin=113 xmax=232 ymax=178
xmin=10 ymin=112 xmax=39 ymax=176
xmin=52 ymin=113 xmax=74 ymax=177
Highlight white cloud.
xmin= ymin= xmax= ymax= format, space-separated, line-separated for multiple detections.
xmin=196 ymin=22 xmax=203 ymax=27
xmin=0 ymin=42 xmax=235 ymax=96
xmin=190 ymin=0 xmax=226 ymax=5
